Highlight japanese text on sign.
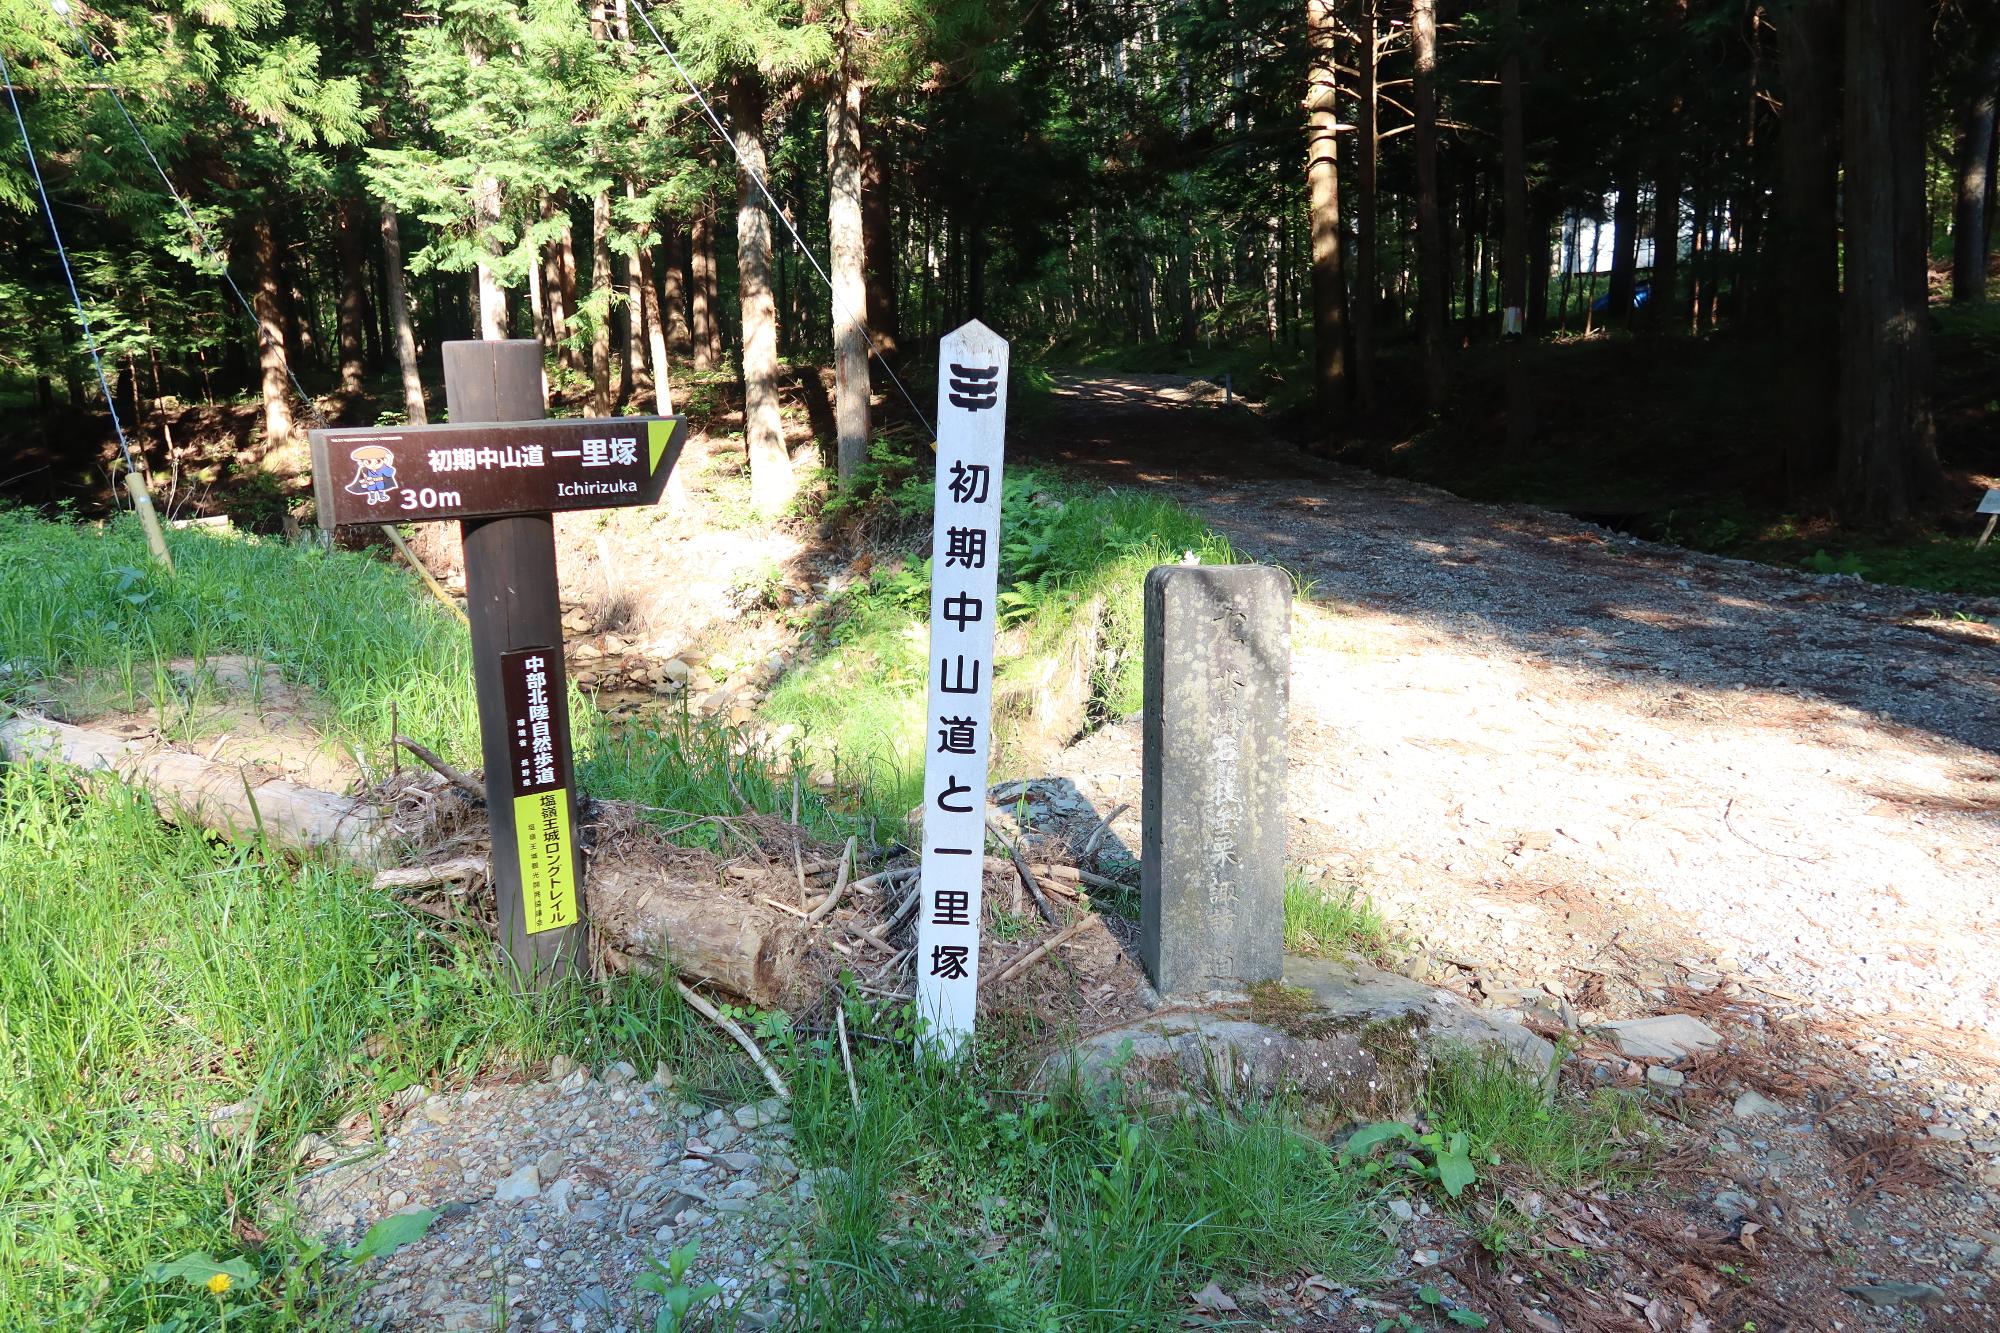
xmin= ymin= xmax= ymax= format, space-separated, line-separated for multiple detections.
xmin=501 ymin=647 xmax=579 ymax=935
xmin=915 ymin=321 xmax=1011 ymax=1057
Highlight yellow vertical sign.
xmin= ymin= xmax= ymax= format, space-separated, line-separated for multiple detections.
xmin=516 ymin=789 xmax=577 ymax=934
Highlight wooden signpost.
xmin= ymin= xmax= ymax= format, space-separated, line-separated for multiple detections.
xmin=915 ymin=320 xmax=1010 ymax=1056
xmin=309 ymin=339 xmax=686 ymax=985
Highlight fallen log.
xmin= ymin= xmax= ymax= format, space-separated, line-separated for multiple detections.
xmin=0 ymin=714 xmax=385 ymax=865
xmin=591 ymin=862 xmax=812 ymax=1010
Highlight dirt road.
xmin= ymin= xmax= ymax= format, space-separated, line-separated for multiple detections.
xmin=1033 ymin=373 xmax=2000 ymax=1328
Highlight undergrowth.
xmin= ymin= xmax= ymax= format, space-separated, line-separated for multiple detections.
xmin=1284 ymin=870 xmax=1395 ymax=962
xmin=765 ymin=441 xmax=1235 ymax=821
xmin=0 ymin=763 xmax=748 ymax=1330
xmin=782 ymin=1004 xmax=1387 ymax=1330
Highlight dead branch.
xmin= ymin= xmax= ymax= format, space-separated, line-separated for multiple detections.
xmin=674 ymin=979 xmax=789 ymax=1100
xmin=372 ymin=856 xmax=487 ymax=892
xmin=983 ymin=914 xmax=1096 ymax=990
xmin=393 ymin=735 xmax=485 ymax=804
xmin=986 ymin=817 xmax=1058 ymax=926
xmin=806 ymin=836 xmax=859 ymax=925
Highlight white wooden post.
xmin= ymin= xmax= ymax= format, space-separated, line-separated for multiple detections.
xmin=915 ymin=320 xmax=1010 ymax=1057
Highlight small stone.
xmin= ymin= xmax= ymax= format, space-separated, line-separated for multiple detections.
xmin=603 ymin=1061 xmax=637 ymax=1087
xmin=385 ymin=1190 xmax=408 ymax=1211
xmin=549 ymin=1054 xmax=579 ymax=1082
xmin=1840 ymin=1282 xmax=1945 ymax=1309
xmin=717 ymin=1151 xmax=760 ymax=1172
xmin=1732 ymin=1091 xmax=1788 ymax=1120
xmin=494 ymin=1164 xmax=540 ymax=1203
xmin=708 ymin=1123 xmax=743 ymax=1149
xmin=1926 ymin=1124 xmax=1969 ymax=1143
xmin=1946 ymin=1238 xmax=1987 ymax=1266
xmin=714 ymin=1198 xmax=754 ymax=1214
xmin=722 ymin=1179 xmax=761 ymax=1199
xmin=1387 ymin=1198 xmax=1416 ymax=1223
xmin=1645 ymin=1066 xmax=1685 ymax=1088
xmin=558 ymin=1069 xmax=589 ymax=1095
xmin=1590 ymin=1015 xmax=1724 ymax=1063
xmin=1713 ymin=1189 xmax=1757 ymax=1221
xmin=536 ymin=1148 xmax=565 ymax=1181
xmin=543 ymin=1178 xmax=573 ymax=1215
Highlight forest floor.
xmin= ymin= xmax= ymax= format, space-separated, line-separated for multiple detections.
xmin=1024 ymin=372 xmax=2000 ymax=1329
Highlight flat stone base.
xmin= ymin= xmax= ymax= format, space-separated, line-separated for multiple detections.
xmin=1056 ymin=955 xmax=1553 ymax=1119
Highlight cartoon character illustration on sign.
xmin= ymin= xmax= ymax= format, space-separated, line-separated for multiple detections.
xmin=345 ymin=445 xmax=397 ymax=506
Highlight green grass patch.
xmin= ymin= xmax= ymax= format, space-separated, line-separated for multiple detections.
xmin=0 ymin=508 xmax=479 ymax=768
xmin=765 ymin=457 xmax=1237 ymax=820
xmin=1422 ymin=1046 xmax=1652 ymax=1191
xmin=0 ymin=762 xmax=747 ymax=1330
xmin=1283 ymin=870 xmax=1395 ymax=962
xmin=782 ymin=1010 xmax=1386 ymax=1329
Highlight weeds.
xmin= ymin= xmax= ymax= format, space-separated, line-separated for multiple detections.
xmin=1284 ymin=870 xmax=1395 ymax=961
xmin=0 ymin=762 xmax=744 ymax=1329
xmin=782 ymin=1004 xmax=1386 ymax=1329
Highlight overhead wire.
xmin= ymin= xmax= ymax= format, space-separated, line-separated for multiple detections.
xmin=0 ymin=30 xmax=136 ymax=476
xmin=53 ymin=0 xmax=467 ymax=620
xmin=50 ymin=0 xmax=331 ymax=437
xmin=624 ymin=0 xmax=938 ymax=440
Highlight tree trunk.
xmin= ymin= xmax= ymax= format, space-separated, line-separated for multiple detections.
xmin=1412 ymin=0 xmax=1448 ymax=410
xmin=691 ymin=203 xmax=722 ymax=371
xmin=474 ymin=177 xmax=508 ymax=339
xmin=589 ymin=188 xmax=614 ymax=416
xmin=1305 ymin=0 xmax=1348 ymax=423
xmin=828 ymin=65 xmax=871 ymax=482
xmin=334 ymin=195 xmax=370 ymax=395
xmin=1354 ymin=0 xmax=1379 ymax=409
xmin=1607 ymin=168 xmax=1639 ymax=320
xmin=378 ymin=200 xmax=427 ymax=425
xmin=1839 ymin=0 xmax=1944 ymax=525
xmin=639 ymin=244 xmax=673 ymax=415
xmin=1500 ymin=0 xmax=1532 ymax=451
xmin=861 ymin=111 xmax=899 ymax=354
xmin=247 ymin=216 xmax=296 ymax=468
xmin=731 ymin=75 xmax=795 ymax=515
xmin=1774 ymin=0 xmax=1840 ymax=492
xmin=1950 ymin=27 xmax=2000 ymax=302
xmin=557 ymin=208 xmax=583 ymax=372
xmin=661 ymin=226 xmax=694 ymax=356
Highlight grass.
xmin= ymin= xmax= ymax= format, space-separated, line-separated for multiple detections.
xmin=781 ymin=1008 xmax=1387 ymax=1330
xmin=1284 ymin=869 xmax=1395 ymax=962
xmin=764 ymin=450 xmax=1237 ymax=821
xmin=0 ymin=761 xmax=747 ymax=1330
xmin=0 ymin=507 xmax=480 ymax=769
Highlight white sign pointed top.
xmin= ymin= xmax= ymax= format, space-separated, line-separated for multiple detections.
xmin=942 ymin=319 xmax=1007 ymax=354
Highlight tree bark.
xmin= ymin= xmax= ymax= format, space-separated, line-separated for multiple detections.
xmin=1607 ymin=168 xmax=1639 ymax=320
xmin=828 ymin=65 xmax=871 ymax=481
xmin=1354 ymin=0 xmax=1379 ymax=409
xmin=1500 ymin=0 xmax=1532 ymax=450
xmin=691 ymin=203 xmax=722 ymax=371
xmin=1305 ymin=0 xmax=1348 ymax=423
xmin=861 ymin=111 xmax=899 ymax=354
xmin=247 ymin=216 xmax=296 ymax=467
xmin=1774 ymin=0 xmax=1840 ymax=491
xmin=334 ymin=195 xmax=370 ymax=395
xmin=378 ymin=200 xmax=427 ymax=425
xmin=556 ymin=207 xmax=582 ymax=372
xmin=1839 ymin=0 xmax=1944 ymax=525
xmin=1412 ymin=0 xmax=1448 ymax=410
xmin=589 ymin=188 xmax=615 ymax=415
xmin=473 ymin=176 xmax=508 ymax=339
xmin=1950 ymin=26 xmax=2000 ymax=302
xmin=639 ymin=243 xmax=673 ymax=415
xmin=661 ymin=226 xmax=694 ymax=356
xmin=731 ymin=75 xmax=795 ymax=515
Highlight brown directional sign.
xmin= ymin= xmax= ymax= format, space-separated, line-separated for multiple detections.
xmin=308 ymin=416 xmax=686 ymax=528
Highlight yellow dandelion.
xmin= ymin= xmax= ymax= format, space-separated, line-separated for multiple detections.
xmin=206 ymin=1272 xmax=232 ymax=1295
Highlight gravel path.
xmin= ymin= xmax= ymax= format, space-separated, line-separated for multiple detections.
xmin=1031 ymin=373 xmax=2000 ymax=1323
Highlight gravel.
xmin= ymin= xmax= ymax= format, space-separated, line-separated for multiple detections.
xmin=296 ymin=1067 xmax=803 ymax=1330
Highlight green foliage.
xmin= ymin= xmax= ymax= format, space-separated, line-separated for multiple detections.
xmin=783 ymin=1005 xmax=1385 ymax=1328
xmin=634 ymin=1240 xmax=723 ymax=1333
xmin=764 ymin=470 xmax=1236 ymax=822
xmin=1342 ymin=1045 xmax=1650 ymax=1219
xmin=344 ymin=1209 xmax=439 ymax=1265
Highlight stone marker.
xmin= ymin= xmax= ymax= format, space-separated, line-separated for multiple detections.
xmin=1140 ymin=564 xmax=1291 ymax=996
